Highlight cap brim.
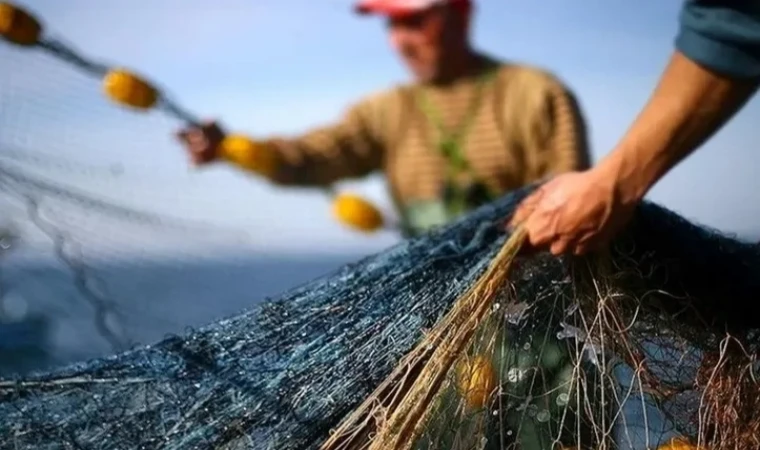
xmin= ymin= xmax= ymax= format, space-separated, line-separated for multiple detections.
xmin=354 ymin=1 xmax=430 ymax=17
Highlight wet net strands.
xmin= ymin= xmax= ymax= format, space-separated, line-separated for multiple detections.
xmin=0 ymin=187 xmax=758 ymax=450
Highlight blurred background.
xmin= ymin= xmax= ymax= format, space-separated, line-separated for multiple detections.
xmin=1 ymin=0 xmax=758 ymax=376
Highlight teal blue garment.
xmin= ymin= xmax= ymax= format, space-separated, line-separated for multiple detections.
xmin=676 ymin=0 xmax=760 ymax=78
xmin=402 ymin=183 xmax=497 ymax=237
xmin=403 ymin=200 xmax=451 ymax=235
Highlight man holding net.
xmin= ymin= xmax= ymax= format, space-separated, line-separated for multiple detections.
xmin=177 ymin=0 xmax=591 ymax=237
xmin=511 ymin=0 xmax=760 ymax=256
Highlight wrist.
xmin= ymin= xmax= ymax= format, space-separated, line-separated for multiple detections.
xmin=594 ymin=146 xmax=656 ymax=206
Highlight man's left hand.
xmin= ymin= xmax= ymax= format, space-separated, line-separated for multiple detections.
xmin=508 ymin=168 xmax=640 ymax=255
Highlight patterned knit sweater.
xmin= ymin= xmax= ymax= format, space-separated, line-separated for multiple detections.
xmin=250 ymin=58 xmax=591 ymax=212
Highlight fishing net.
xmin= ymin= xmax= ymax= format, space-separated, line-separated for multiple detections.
xmin=3 ymin=3 xmax=760 ymax=450
xmin=0 ymin=2 xmax=393 ymax=379
xmin=0 ymin=3 xmax=330 ymax=377
xmin=0 ymin=147 xmax=255 ymax=370
xmin=1 ymin=187 xmax=759 ymax=450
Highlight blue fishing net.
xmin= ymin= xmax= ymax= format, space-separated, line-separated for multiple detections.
xmin=1 ymin=186 xmax=759 ymax=450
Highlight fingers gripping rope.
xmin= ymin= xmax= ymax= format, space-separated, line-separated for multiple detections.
xmin=0 ymin=2 xmax=386 ymax=234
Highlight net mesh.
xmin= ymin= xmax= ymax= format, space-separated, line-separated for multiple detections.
xmin=0 ymin=10 xmax=299 ymax=376
xmin=2 ymin=5 xmax=760 ymax=450
xmin=1 ymin=189 xmax=759 ymax=450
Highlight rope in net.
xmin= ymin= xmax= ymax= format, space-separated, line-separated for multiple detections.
xmin=2 ymin=3 xmax=760 ymax=450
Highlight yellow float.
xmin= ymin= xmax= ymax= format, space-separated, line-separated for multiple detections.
xmin=455 ymin=355 xmax=497 ymax=409
xmin=332 ymin=194 xmax=384 ymax=233
xmin=102 ymin=69 xmax=159 ymax=110
xmin=215 ymin=135 xmax=278 ymax=179
xmin=0 ymin=2 xmax=41 ymax=46
xmin=657 ymin=437 xmax=705 ymax=450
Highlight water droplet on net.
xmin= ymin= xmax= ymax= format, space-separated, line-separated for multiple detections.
xmin=583 ymin=343 xmax=601 ymax=366
xmin=504 ymin=301 xmax=530 ymax=325
xmin=516 ymin=397 xmax=531 ymax=411
xmin=556 ymin=322 xmax=586 ymax=341
xmin=507 ymin=368 xmax=526 ymax=383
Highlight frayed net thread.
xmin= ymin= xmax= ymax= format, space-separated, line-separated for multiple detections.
xmin=323 ymin=224 xmax=760 ymax=450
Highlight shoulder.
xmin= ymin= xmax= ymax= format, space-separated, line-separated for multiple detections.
xmin=346 ymin=83 xmax=410 ymax=125
xmin=353 ymin=83 xmax=409 ymax=111
xmin=343 ymin=84 xmax=411 ymax=142
xmin=491 ymin=63 xmax=579 ymax=119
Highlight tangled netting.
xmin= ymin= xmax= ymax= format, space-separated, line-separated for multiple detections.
xmin=0 ymin=136 xmax=257 ymax=375
xmin=1 ymin=186 xmax=759 ymax=450
xmin=0 ymin=155 xmax=253 ymax=367
xmin=0 ymin=28 xmax=274 ymax=375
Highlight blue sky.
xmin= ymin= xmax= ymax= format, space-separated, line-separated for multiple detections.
xmin=1 ymin=0 xmax=759 ymax=257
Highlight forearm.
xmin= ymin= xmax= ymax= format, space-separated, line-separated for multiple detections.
xmin=597 ymin=50 xmax=758 ymax=202
xmin=262 ymin=136 xmax=380 ymax=187
xmin=225 ymin=92 xmax=390 ymax=186
xmin=597 ymin=0 xmax=760 ymax=202
xmin=221 ymin=105 xmax=385 ymax=186
xmin=218 ymin=136 xmax=349 ymax=187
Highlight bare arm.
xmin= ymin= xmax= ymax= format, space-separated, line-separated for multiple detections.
xmin=508 ymin=1 xmax=760 ymax=256
xmin=599 ymin=50 xmax=759 ymax=203
xmin=597 ymin=0 xmax=760 ymax=203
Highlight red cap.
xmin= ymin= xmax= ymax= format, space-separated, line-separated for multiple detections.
xmin=355 ymin=0 xmax=468 ymax=17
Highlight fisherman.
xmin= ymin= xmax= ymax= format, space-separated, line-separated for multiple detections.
xmin=177 ymin=0 xmax=591 ymax=237
xmin=511 ymin=0 xmax=760 ymax=255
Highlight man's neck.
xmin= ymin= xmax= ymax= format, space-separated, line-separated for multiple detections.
xmin=428 ymin=50 xmax=493 ymax=86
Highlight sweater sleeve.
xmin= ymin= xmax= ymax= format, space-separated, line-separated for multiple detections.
xmin=261 ymin=89 xmax=396 ymax=187
xmin=676 ymin=0 xmax=760 ymax=79
xmin=501 ymin=67 xmax=592 ymax=184
xmin=539 ymin=80 xmax=592 ymax=177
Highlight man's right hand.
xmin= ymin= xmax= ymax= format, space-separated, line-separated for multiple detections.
xmin=175 ymin=121 xmax=225 ymax=166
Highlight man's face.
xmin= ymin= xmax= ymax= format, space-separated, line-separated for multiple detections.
xmin=386 ymin=6 xmax=462 ymax=83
